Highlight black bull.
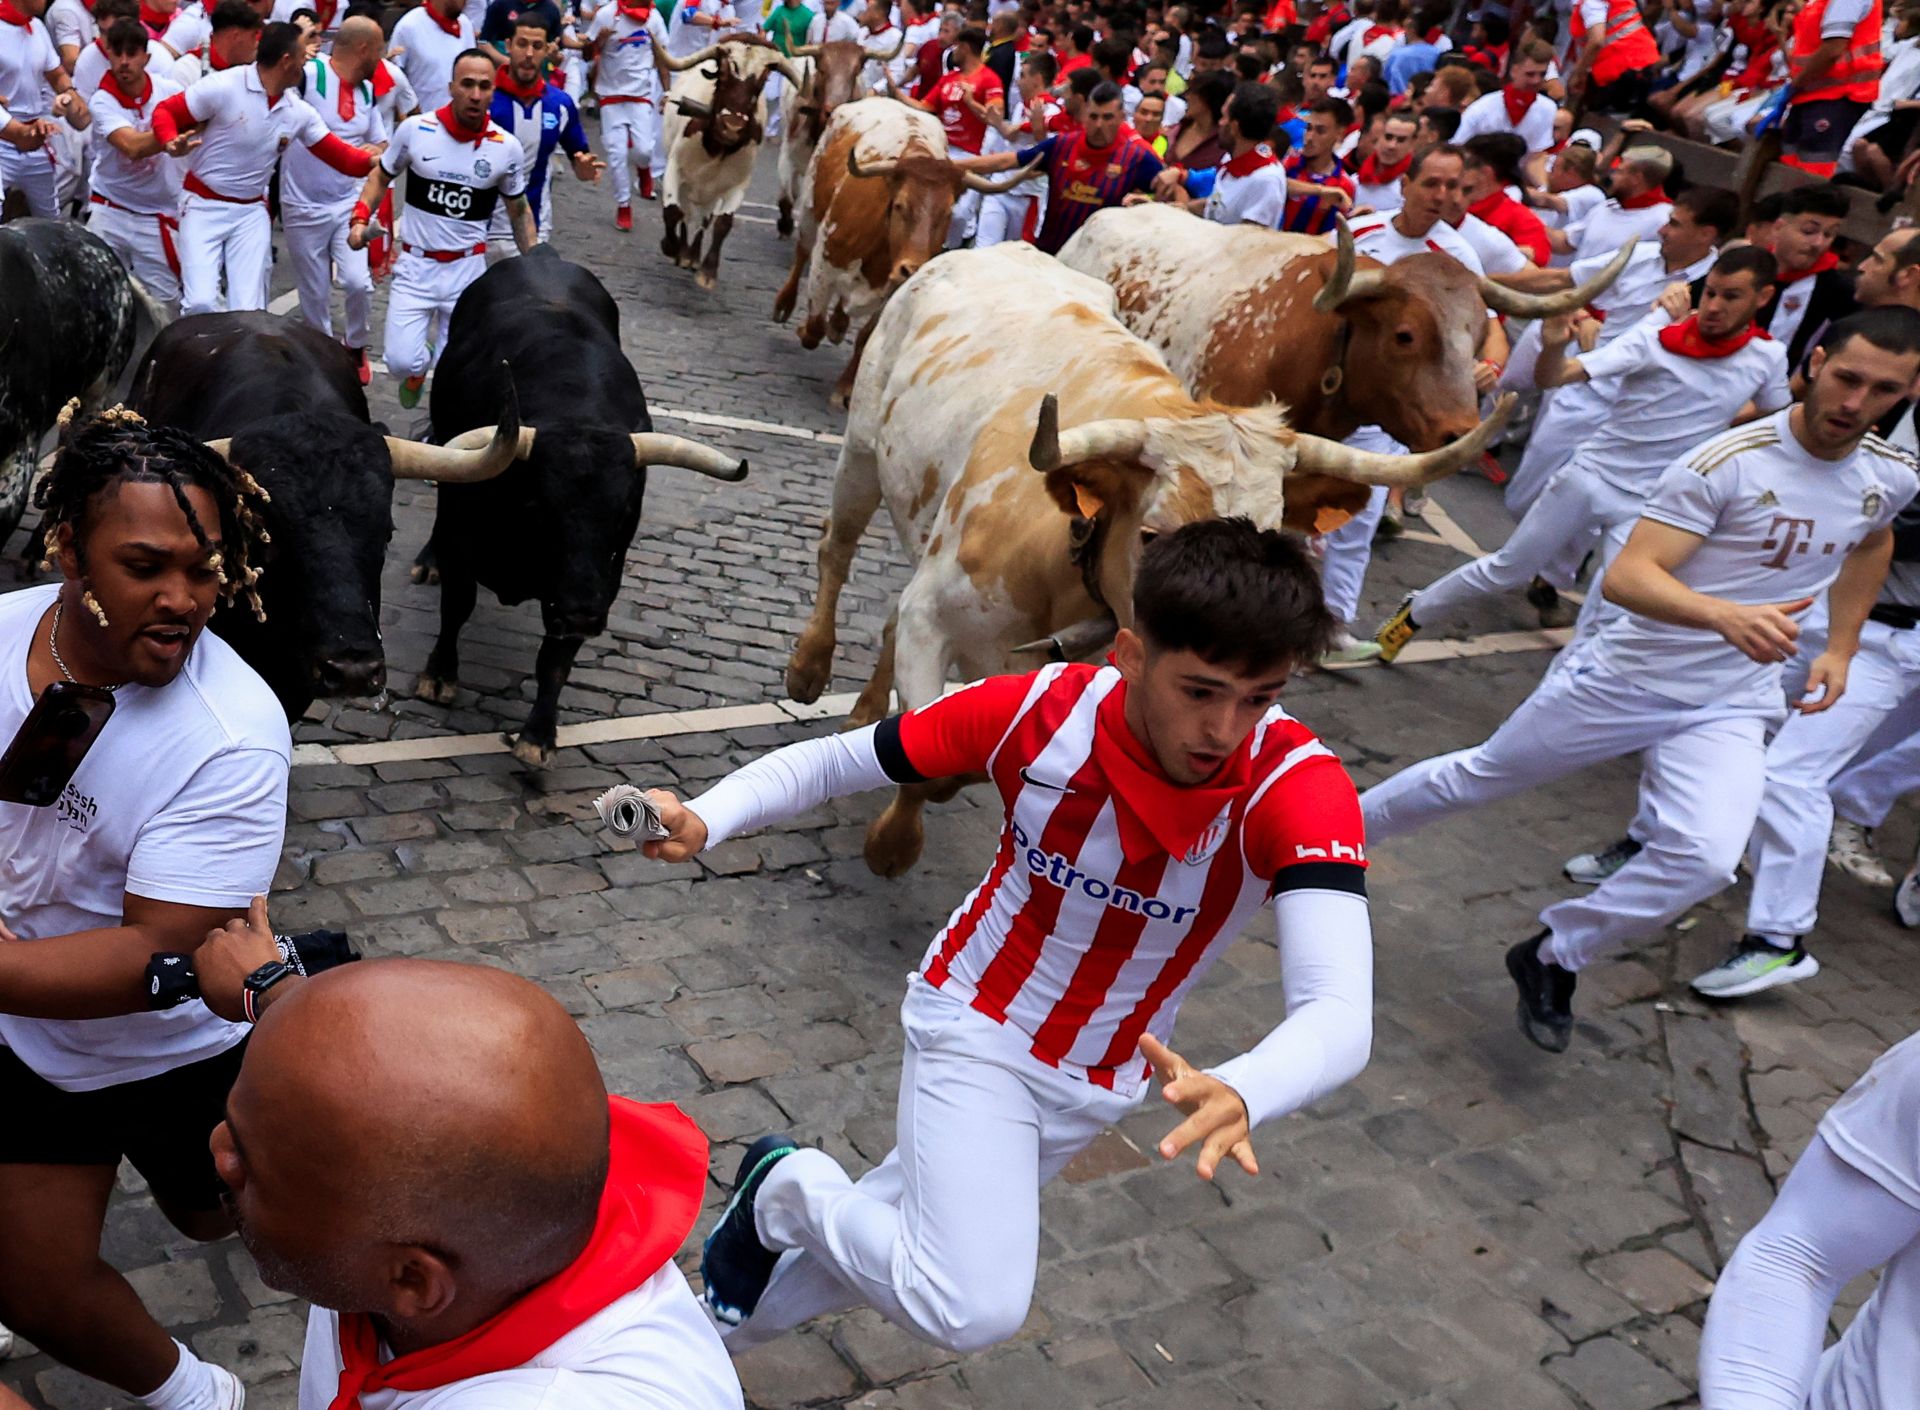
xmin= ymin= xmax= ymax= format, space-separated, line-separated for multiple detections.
xmin=132 ymin=313 xmax=520 ymax=720
xmin=420 ymin=248 xmax=748 ymax=765
xmin=1 ymin=220 xmax=146 ymax=546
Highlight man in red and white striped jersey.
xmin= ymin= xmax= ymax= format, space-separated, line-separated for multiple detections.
xmin=643 ymin=519 xmax=1375 ymax=1354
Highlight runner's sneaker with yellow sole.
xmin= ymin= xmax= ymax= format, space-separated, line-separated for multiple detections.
xmin=1374 ymin=595 xmax=1419 ymax=663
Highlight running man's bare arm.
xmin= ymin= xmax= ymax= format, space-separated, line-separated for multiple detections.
xmin=1603 ymin=519 xmax=1816 ymax=664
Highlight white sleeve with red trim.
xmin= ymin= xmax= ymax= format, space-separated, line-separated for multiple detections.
xmin=1205 ymin=889 xmax=1372 ymax=1131
xmin=685 ymin=673 xmax=1039 ymax=847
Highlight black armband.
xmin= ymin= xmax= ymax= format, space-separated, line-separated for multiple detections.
xmin=871 ymin=716 xmax=929 ymax=784
xmin=1269 ymin=862 xmax=1369 ymax=899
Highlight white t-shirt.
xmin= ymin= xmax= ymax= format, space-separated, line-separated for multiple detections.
xmin=1570 ymin=317 xmax=1793 ymax=492
xmin=45 ymin=0 xmax=94 ymax=58
xmin=1591 ymin=409 xmax=1919 ymax=706
xmin=162 ymin=0 xmax=210 ymax=57
xmin=1454 ymin=211 xmax=1529 ymax=274
xmin=1352 ymin=174 xmax=1402 ymax=214
xmin=1455 ymin=87 xmax=1558 ymax=154
xmin=1347 ymin=209 xmax=1486 ymax=274
xmin=298 ymin=1265 xmax=745 ymax=1410
xmin=0 ymin=584 xmax=289 ymax=1092
xmin=389 ymin=6 xmax=477 ymax=116
xmin=668 ymin=0 xmax=737 ymax=55
xmin=383 ymin=109 xmax=528 ymax=252
xmin=281 ymin=56 xmax=389 ymax=214
xmin=1810 ymin=1032 xmax=1920 ymax=1410
xmin=1206 ymin=152 xmax=1286 ymax=228
xmin=803 ymin=4 xmax=860 ymax=46
xmin=1539 ymin=179 xmax=1606 ymax=234
xmin=74 ymin=37 xmax=175 ymax=97
xmin=0 ymin=15 xmax=59 ymax=115
xmin=587 ymin=6 xmax=669 ymax=99
xmin=1582 ymin=241 xmax=1717 ymax=344
xmin=1566 ymin=196 xmax=1674 ymax=268
xmin=87 ymin=71 xmax=185 ymax=213
xmin=181 ymin=63 xmax=333 ymax=201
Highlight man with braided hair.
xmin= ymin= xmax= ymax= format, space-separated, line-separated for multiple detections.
xmin=0 ymin=405 xmax=288 ymax=1410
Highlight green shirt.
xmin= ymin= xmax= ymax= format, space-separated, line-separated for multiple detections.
xmin=766 ymin=1 xmax=810 ymax=53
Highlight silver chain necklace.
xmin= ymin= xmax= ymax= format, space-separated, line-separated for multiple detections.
xmin=50 ymin=600 xmax=115 ymax=692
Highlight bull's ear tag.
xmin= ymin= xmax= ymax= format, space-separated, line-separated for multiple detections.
xmin=1073 ymin=483 xmax=1105 ymax=519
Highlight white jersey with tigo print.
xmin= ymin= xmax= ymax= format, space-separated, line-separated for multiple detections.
xmin=382 ymin=110 xmax=528 ymax=254
xmin=876 ymin=663 xmax=1369 ymax=1093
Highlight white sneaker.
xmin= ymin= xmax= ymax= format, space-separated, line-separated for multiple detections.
xmin=1691 ymin=935 xmax=1820 ymax=999
xmin=1320 ymin=629 xmax=1382 ymax=666
xmin=1563 ymin=836 xmax=1641 ymax=885
xmin=1897 ymin=863 xmax=1920 ymax=929
xmin=1829 ymin=819 xmax=1895 ymax=888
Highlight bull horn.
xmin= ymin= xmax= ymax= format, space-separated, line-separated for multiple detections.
xmin=1477 ymin=238 xmax=1638 ymax=319
xmin=1311 ymin=218 xmax=1358 ymax=313
xmin=791 ymin=41 xmax=821 ymax=55
xmin=773 ymin=54 xmax=806 ymax=86
xmin=393 ymin=364 xmax=528 ymax=482
xmin=1027 ymin=393 xmax=1150 ymax=472
xmin=962 ymin=156 xmax=1043 ymax=194
xmin=1011 ymin=613 xmax=1119 ymax=661
xmin=631 ymin=432 xmax=749 ymax=481
xmin=660 ymin=41 xmax=723 ymax=71
xmin=848 ymin=146 xmax=900 ymax=179
xmin=1291 ymin=393 xmax=1518 ymax=488
xmin=201 ymin=438 xmax=233 ymax=460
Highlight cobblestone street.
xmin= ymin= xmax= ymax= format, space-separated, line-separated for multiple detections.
xmin=3 ymin=121 xmax=1913 ymax=1410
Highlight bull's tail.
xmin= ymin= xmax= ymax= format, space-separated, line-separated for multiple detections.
xmin=125 ymin=273 xmax=174 ymax=340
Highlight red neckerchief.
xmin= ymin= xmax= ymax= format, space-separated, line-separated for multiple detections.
xmin=1091 ymin=681 xmax=1254 ymax=866
xmin=371 ymin=59 xmax=393 ymax=96
xmin=209 ymin=42 xmax=233 ymax=68
xmin=435 ymin=103 xmax=487 ymax=145
xmin=1222 ymin=141 xmax=1279 ymax=177
xmin=137 ymin=2 xmax=169 ymax=36
xmin=329 ymin=59 xmax=358 ymax=119
xmin=1659 ymin=315 xmax=1769 ymax=359
xmin=1423 ymin=23 xmax=1443 ymax=41
xmin=422 ymin=2 xmax=462 ymax=35
xmin=1618 ymin=188 xmax=1670 ymax=210
xmin=1501 ymin=84 xmax=1536 ymax=126
xmin=494 ymin=63 xmax=545 ymax=102
xmin=1361 ymin=22 xmax=1399 ymax=44
xmin=1773 ymin=249 xmax=1840 ymax=285
xmin=1466 ymin=189 xmax=1509 ymax=223
xmin=0 ymin=0 xmax=33 ymax=25
xmin=1357 ymin=150 xmax=1409 ymax=186
xmin=616 ymin=0 xmax=652 ymax=18
xmin=328 ymin=1099 xmax=706 ymax=1410
xmin=97 ymin=69 xmax=152 ymax=108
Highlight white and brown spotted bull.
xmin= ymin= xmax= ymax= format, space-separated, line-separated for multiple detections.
xmin=785 ymin=243 xmax=1513 ymax=876
xmin=773 ymin=97 xmax=1036 ymax=405
xmin=1058 ymin=204 xmax=1633 ymax=532
xmin=773 ymin=32 xmax=901 ymax=236
xmin=659 ymin=35 xmax=803 ymax=289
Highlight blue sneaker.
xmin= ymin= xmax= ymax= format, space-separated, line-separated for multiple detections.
xmin=701 ymin=1133 xmax=800 ymax=1327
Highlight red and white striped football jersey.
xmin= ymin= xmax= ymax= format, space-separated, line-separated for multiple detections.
xmin=873 ymin=663 xmax=1366 ymax=1090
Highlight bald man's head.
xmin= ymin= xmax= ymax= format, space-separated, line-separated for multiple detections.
xmin=330 ymin=14 xmax=384 ymax=79
xmin=213 ymin=960 xmax=610 ymax=1332
xmin=1858 ymin=226 xmax=1920 ymax=310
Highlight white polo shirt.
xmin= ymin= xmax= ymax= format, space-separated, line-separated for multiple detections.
xmin=281 ymin=56 xmax=388 ymax=214
xmin=297 ymin=1265 xmax=744 ymax=1410
xmin=389 ymin=5 xmax=476 ymax=116
xmin=0 ymin=13 xmax=59 ymax=117
xmin=73 ymin=36 xmax=175 ymax=96
xmin=1454 ymin=88 xmax=1558 ymax=154
xmin=1205 ymin=150 xmax=1287 ymax=228
xmin=88 ymin=72 xmax=185 ymax=213
xmin=45 ymin=0 xmax=94 ymax=58
xmin=1454 ymin=211 xmax=1529 ymax=274
xmin=1570 ymin=316 xmax=1794 ymax=493
xmin=382 ymin=107 xmax=528 ymax=253
xmin=586 ymin=5 xmax=669 ymax=98
xmin=1566 ymin=195 xmax=1673 ymax=267
xmin=1592 ymin=410 xmax=1918 ymax=707
xmin=162 ymin=0 xmax=209 ymax=56
xmin=1347 ymin=209 xmax=1487 ymax=275
xmin=179 ymin=63 xmax=333 ymax=201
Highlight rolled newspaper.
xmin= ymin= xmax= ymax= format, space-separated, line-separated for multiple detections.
xmin=592 ymin=784 xmax=670 ymax=839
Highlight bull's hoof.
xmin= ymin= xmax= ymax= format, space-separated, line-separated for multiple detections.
xmin=414 ymin=674 xmax=459 ymax=706
xmin=785 ymin=647 xmax=831 ymax=704
xmin=696 ymin=269 xmax=718 ymax=291
xmin=660 ymin=236 xmax=678 ymax=261
xmin=798 ymin=321 xmax=824 ymax=350
xmin=511 ymin=733 xmax=555 ymax=768
xmin=863 ymin=808 xmax=924 ymax=879
xmin=827 ymin=384 xmax=851 ymax=411
xmin=773 ymin=292 xmax=795 ymax=323
xmin=827 ymin=306 xmax=850 ymax=342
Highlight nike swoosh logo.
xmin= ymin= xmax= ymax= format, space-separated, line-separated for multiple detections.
xmin=1018 ymin=766 xmax=1071 ymax=792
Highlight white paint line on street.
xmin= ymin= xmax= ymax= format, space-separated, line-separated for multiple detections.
xmin=1416 ymin=494 xmax=1485 ymax=559
xmin=293 ymin=627 xmax=1570 ymax=768
xmin=267 ymin=289 xmax=300 ymax=316
xmin=653 ymin=406 xmax=845 ymax=445
xmin=734 ymin=214 xmax=779 ymax=226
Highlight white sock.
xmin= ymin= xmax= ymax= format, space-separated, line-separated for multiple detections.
xmin=137 ymin=1340 xmax=226 ymax=1410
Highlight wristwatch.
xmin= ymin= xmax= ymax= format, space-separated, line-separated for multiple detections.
xmin=242 ymin=960 xmax=296 ymax=1024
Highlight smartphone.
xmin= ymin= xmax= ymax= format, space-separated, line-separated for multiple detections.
xmin=0 ymin=682 xmax=117 ymax=807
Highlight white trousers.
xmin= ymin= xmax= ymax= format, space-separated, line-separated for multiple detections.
xmin=383 ymin=249 xmax=485 ymax=381
xmin=1506 ymin=379 xmax=1608 ymax=517
xmin=764 ymin=71 xmax=783 ymax=140
xmin=178 ymin=194 xmax=270 ymax=317
xmin=732 ymin=978 xmax=1138 ymax=1354
xmin=946 ymin=185 xmax=983 ymax=248
xmin=650 ymin=99 xmax=668 ymax=181
xmin=1317 ymin=424 xmax=1400 ymax=626
xmin=51 ymin=121 xmax=86 ymax=211
xmin=1363 ymin=654 xmax=1776 ymax=971
xmin=974 ymin=189 xmax=1039 ymax=247
xmin=0 ymin=140 xmax=58 ymax=219
xmin=1746 ymin=620 xmax=1920 ymax=939
xmin=282 ymin=203 xmax=373 ymax=350
xmin=88 ymin=199 xmax=182 ymax=309
xmin=1410 ymin=462 xmax=1637 ymax=625
xmin=1832 ymin=705 xmax=1920 ymax=827
xmin=603 ymin=100 xmax=656 ymax=205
